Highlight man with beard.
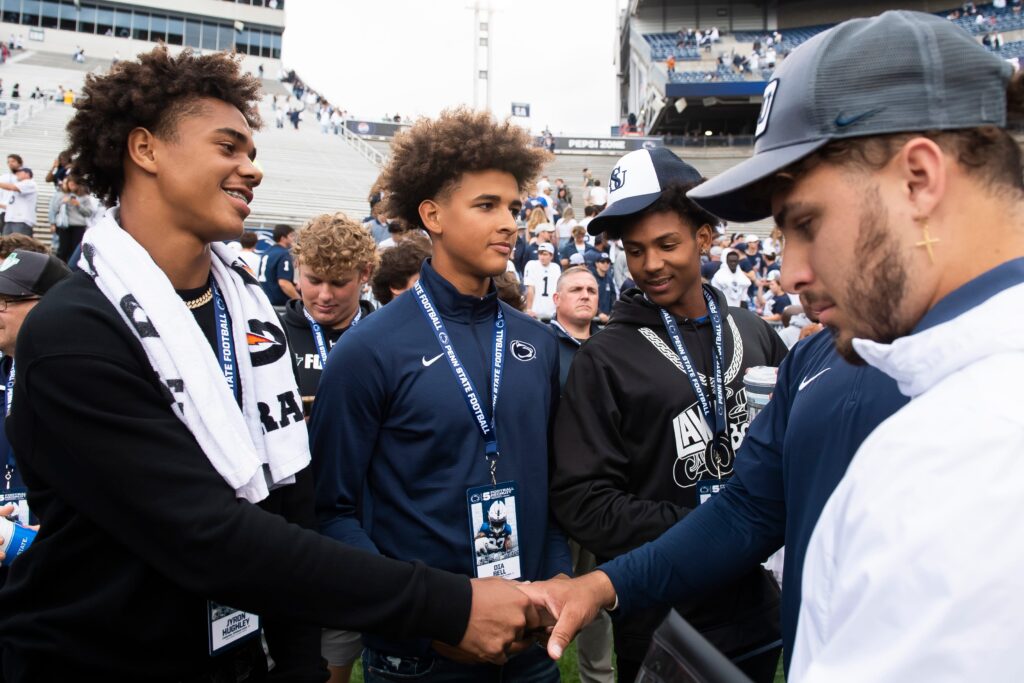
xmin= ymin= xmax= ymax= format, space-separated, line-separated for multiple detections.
xmin=527 ymin=10 xmax=1024 ymax=682
xmin=548 ymin=147 xmax=787 ymax=683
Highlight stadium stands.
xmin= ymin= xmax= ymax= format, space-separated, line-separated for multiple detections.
xmin=669 ymin=66 xmax=744 ymax=83
xmin=643 ymin=33 xmax=700 ymax=61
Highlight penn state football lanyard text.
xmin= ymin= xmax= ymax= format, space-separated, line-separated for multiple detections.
xmin=210 ymin=280 xmax=241 ymax=406
xmin=302 ymin=306 xmax=362 ymax=368
xmin=413 ymin=280 xmax=505 ymax=485
xmin=659 ymin=286 xmax=726 ymax=439
xmin=5 ymin=359 xmax=14 ymax=489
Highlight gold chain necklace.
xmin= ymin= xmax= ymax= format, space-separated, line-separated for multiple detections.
xmin=182 ymin=287 xmax=213 ymax=310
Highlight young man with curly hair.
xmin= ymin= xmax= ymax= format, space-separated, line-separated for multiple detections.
xmin=310 ymin=108 xmax=571 ymax=683
xmin=0 ymin=48 xmax=538 ymax=681
xmin=283 ymin=212 xmax=379 ymax=404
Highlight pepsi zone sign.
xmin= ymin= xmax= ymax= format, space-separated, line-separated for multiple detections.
xmin=541 ymin=136 xmax=664 ymax=154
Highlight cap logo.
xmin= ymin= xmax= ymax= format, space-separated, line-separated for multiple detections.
xmin=0 ymin=254 xmax=19 ymax=272
xmin=834 ymin=108 xmax=884 ymax=128
xmin=609 ymin=166 xmax=627 ymax=192
xmin=755 ymin=79 xmax=779 ymax=139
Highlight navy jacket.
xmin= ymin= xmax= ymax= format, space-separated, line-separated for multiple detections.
xmin=310 ymin=260 xmax=572 ymax=655
xmin=602 ymin=328 xmax=908 ymax=672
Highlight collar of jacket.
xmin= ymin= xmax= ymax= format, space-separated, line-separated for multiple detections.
xmin=419 ymin=258 xmax=499 ymax=324
xmin=853 ymin=259 xmax=1024 ymax=398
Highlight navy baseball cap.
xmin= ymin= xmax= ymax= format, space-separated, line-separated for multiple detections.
xmin=587 ymin=147 xmax=703 ymax=237
xmin=688 ymin=10 xmax=1014 ymax=222
xmin=0 ymin=250 xmax=71 ymax=298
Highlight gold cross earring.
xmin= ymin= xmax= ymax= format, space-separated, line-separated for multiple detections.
xmin=916 ymin=218 xmax=940 ymax=264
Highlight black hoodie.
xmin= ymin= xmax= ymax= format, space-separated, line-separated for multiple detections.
xmin=281 ymin=298 xmax=375 ymax=401
xmin=550 ymin=285 xmax=787 ymax=669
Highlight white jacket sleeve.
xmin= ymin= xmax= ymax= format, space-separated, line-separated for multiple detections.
xmin=792 ymin=396 xmax=1024 ymax=683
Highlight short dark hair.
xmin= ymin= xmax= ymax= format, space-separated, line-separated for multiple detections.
xmin=65 ymin=46 xmax=262 ymax=206
xmin=239 ymin=231 xmax=258 ymax=249
xmin=621 ymin=181 xmax=720 ymax=237
xmin=584 ymin=205 xmax=598 ymax=217
xmin=7 ymin=154 xmax=22 ymax=166
xmin=381 ymin=107 xmax=550 ymax=230
xmin=273 ymin=224 xmax=295 ymax=242
xmin=371 ymin=235 xmax=431 ymax=305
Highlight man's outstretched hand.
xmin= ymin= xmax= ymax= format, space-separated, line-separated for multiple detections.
xmin=518 ymin=571 xmax=618 ymax=661
xmin=452 ymin=577 xmax=548 ymax=665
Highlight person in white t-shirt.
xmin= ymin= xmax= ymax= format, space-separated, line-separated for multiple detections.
xmin=523 ymin=242 xmax=561 ymax=320
xmin=588 ymin=180 xmax=607 ymax=209
xmin=710 ymin=249 xmax=753 ymax=308
xmin=0 ymin=167 xmax=37 ymax=236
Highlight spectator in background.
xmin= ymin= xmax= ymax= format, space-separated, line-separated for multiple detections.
xmin=758 ymin=270 xmax=791 ymax=322
xmin=0 ymin=167 xmax=37 ymax=237
xmin=282 ymin=210 xmax=378 ymax=415
xmin=555 ymin=178 xmax=573 ymax=206
xmin=560 ymin=224 xmax=595 ymax=268
xmin=701 ymin=245 xmax=723 ymax=280
xmin=555 ymin=205 xmax=577 ymax=249
xmin=711 ymin=249 xmax=753 ymax=308
xmin=45 ymin=151 xmax=71 ymax=188
xmin=593 ymin=252 xmax=616 ymax=321
xmin=0 ymin=154 xmax=22 ymax=226
xmin=524 ymin=242 xmax=560 ymax=320
xmin=554 ymin=187 xmax=571 ymax=225
xmin=51 ymin=176 xmax=97 ymax=263
xmin=0 ymin=250 xmax=71 ymax=534
xmin=362 ymin=193 xmax=391 ymax=244
xmin=588 ymin=180 xmax=606 ymax=210
xmin=370 ymin=235 xmax=431 ymax=305
xmin=258 ymin=223 xmax=299 ymax=305
xmin=579 ymin=204 xmax=598 ymax=233
xmin=666 ymin=54 xmax=676 ymax=73
xmin=236 ymin=230 xmax=261 ymax=274
xmin=526 ymin=222 xmax=556 ymax=262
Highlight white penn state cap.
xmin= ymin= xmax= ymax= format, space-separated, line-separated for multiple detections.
xmin=587 ymin=147 xmax=703 ymax=237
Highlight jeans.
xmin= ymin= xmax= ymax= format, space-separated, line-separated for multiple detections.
xmin=2 ymin=222 xmax=31 ymax=236
xmin=362 ymin=644 xmax=559 ymax=683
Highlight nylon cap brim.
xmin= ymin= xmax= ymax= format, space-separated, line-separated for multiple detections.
xmin=586 ymin=190 xmax=662 ymax=237
xmin=687 ymin=138 xmax=829 ymax=223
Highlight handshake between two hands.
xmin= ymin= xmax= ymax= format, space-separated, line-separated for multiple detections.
xmin=436 ymin=571 xmax=618 ymax=666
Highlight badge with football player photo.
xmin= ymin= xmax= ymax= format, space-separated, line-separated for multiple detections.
xmin=466 ymin=482 xmax=521 ymax=580
xmin=207 ymin=601 xmax=260 ymax=656
xmin=0 ymin=487 xmax=31 ymax=527
xmin=696 ymin=478 xmax=728 ymax=505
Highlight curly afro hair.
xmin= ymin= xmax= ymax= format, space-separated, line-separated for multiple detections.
xmin=380 ymin=107 xmax=550 ymax=230
xmin=66 ymin=46 xmax=262 ymax=207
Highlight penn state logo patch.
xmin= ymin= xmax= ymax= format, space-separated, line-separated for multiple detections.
xmin=509 ymin=340 xmax=536 ymax=362
xmin=609 ymin=166 xmax=627 ymax=192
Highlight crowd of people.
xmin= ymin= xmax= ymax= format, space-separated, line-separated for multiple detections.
xmin=0 ymin=8 xmax=1019 ymax=683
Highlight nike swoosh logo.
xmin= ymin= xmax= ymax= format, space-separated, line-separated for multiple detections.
xmin=799 ymin=368 xmax=831 ymax=391
xmin=834 ymin=108 xmax=883 ymax=128
xmin=421 ymin=353 xmax=444 ymax=367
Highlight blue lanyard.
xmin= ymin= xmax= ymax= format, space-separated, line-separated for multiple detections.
xmin=210 ymin=281 xmax=241 ymax=405
xmin=4 ymin=359 xmax=15 ymax=486
xmin=412 ymin=280 xmax=505 ymax=484
xmin=4 ymin=359 xmax=12 ymax=418
xmin=658 ymin=286 xmax=727 ymax=439
xmin=302 ymin=306 xmax=362 ymax=368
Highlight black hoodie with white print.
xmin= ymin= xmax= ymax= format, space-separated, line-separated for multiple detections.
xmin=550 ymin=284 xmax=787 ymax=668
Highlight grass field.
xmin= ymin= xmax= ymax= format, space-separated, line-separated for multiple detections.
xmin=347 ymin=643 xmax=786 ymax=682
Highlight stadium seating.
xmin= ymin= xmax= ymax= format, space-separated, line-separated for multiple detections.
xmin=643 ymin=33 xmax=701 ymax=61
xmin=668 ymin=66 xmax=745 ymax=83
